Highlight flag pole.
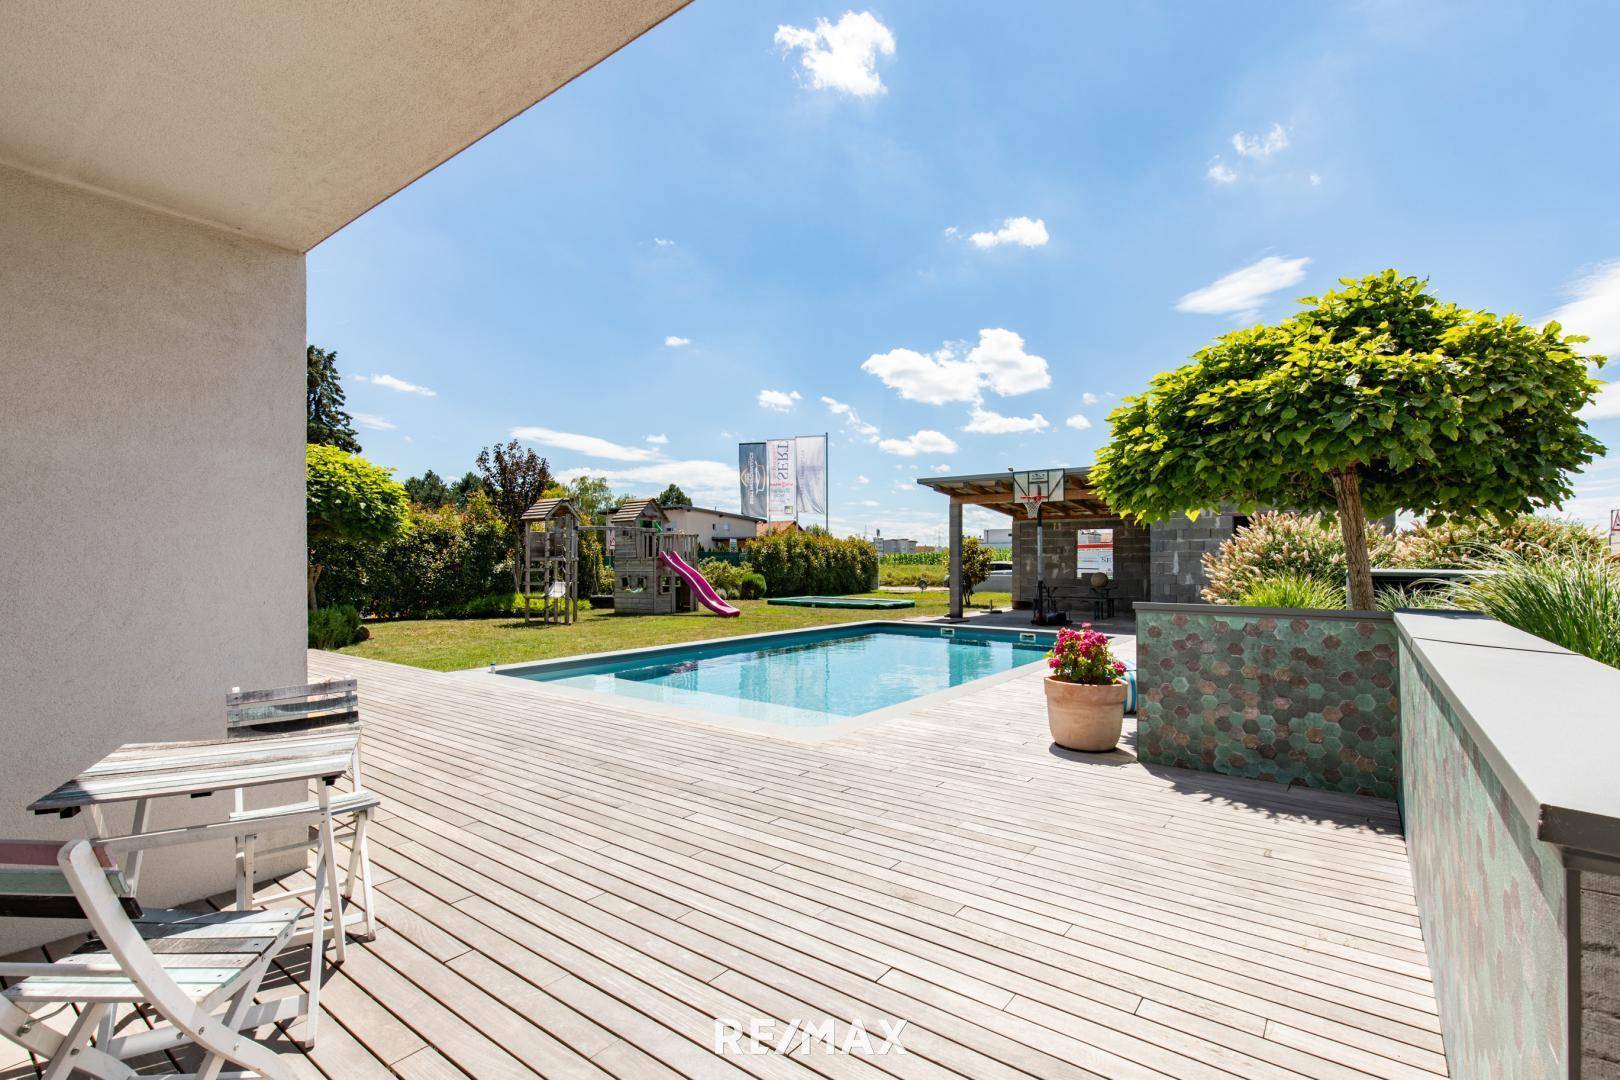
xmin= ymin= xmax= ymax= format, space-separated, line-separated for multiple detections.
xmin=825 ymin=432 xmax=831 ymax=534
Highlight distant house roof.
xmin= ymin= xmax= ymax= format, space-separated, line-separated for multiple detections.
xmin=609 ymin=498 xmax=667 ymax=526
xmin=915 ymin=467 xmax=1110 ymax=519
xmin=666 ymin=506 xmax=764 ymax=523
xmin=761 ymin=520 xmax=800 ymax=534
xmin=520 ymin=497 xmax=577 ymax=523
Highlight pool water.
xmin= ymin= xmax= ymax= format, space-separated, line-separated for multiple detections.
xmin=502 ymin=624 xmax=1052 ymax=729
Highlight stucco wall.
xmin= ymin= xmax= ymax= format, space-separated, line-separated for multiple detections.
xmin=1135 ymin=604 xmax=1401 ymax=798
xmin=0 ymin=165 xmax=307 ymax=946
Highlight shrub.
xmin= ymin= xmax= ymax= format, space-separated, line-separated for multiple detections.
xmin=744 ymin=530 xmax=878 ymax=597
xmin=310 ymin=495 xmax=509 ymax=618
xmin=1397 ymin=515 xmax=1604 ymax=566
xmin=698 ymin=558 xmax=748 ymax=598
xmin=1446 ymin=552 xmax=1620 ymax=669
xmin=308 ymin=605 xmax=362 ymax=649
xmin=1233 ymin=573 xmax=1347 ymax=610
xmin=737 ymin=572 xmax=767 ymax=600
xmin=1202 ymin=512 xmax=1399 ymax=604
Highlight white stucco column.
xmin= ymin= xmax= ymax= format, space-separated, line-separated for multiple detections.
xmin=0 ymin=165 xmax=308 ymax=948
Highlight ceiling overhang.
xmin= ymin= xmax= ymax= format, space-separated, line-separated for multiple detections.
xmin=0 ymin=1 xmax=692 ymax=251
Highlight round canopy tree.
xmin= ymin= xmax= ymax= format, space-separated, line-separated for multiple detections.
xmin=1093 ymin=271 xmax=1606 ymax=610
xmin=306 ymin=444 xmax=411 ymax=609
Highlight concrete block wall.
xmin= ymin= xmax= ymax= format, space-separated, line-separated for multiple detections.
xmin=1586 ymin=872 xmax=1620 ymax=1079
xmin=1011 ymin=517 xmax=1149 ymax=610
xmin=1148 ymin=513 xmax=1244 ymax=603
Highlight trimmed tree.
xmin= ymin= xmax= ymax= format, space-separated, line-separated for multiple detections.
xmin=476 ymin=439 xmax=554 ymax=591
xmin=961 ymin=536 xmax=994 ymax=599
xmin=305 ymin=444 xmax=410 ymax=609
xmin=1093 ymin=270 xmax=1605 ymax=610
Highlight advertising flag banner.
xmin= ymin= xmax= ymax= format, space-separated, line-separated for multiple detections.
xmin=795 ymin=435 xmax=828 ymax=518
xmin=738 ymin=443 xmax=767 ymax=520
xmin=766 ymin=438 xmax=797 ymax=521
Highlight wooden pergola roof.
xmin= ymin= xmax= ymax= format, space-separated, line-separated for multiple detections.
xmin=915 ymin=468 xmax=1113 ymax=519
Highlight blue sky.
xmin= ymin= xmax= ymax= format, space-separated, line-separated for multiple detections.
xmin=309 ymin=0 xmax=1620 ymax=542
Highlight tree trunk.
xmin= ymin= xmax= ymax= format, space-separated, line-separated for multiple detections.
xmin=1330 ymin=466 xmax=1376 ymax=610
xmin=308 ymin=563 xmax=322 ymax=611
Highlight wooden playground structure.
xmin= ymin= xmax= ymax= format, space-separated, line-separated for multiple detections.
xmin=523 ymin=496 xmax=729 ymax=619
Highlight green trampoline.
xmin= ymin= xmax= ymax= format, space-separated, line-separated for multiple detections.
xmin=767 ymin=595 xmax=916 ymax=610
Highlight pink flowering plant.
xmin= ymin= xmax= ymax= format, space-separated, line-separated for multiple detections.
xmin=1046 ymin=624 xmax=1128 ymax=685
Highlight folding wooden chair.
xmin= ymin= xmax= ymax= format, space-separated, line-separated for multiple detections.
xmin=225 ymin=679 xmax=379 ymax=941
xmin=0 ymin=829 xmax=327 ymax=1079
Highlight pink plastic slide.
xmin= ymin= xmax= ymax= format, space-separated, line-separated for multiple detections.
xmin=658 ymin=550 xmax=741 ymax=617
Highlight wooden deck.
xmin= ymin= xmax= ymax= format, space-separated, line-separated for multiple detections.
xmin=5 ymin=646 xmax=1447 ymax=1078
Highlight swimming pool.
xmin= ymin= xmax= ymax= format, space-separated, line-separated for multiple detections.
xmin=496 ymin=623 xmax=1055 ymax=731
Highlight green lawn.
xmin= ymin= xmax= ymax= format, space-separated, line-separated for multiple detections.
xmin=337 ymin=591 xmax=1011 ymax=671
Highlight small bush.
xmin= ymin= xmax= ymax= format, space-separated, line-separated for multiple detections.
xmin=308 ymin=605 xmax=362 ymax=649
xmin=1398 ymin=515 xmax=1604 ymax=566
xmin=1446 ymin=552 xmax=1620 ymax=668
xmin=1202 ymin=512 xmax=1398 ymax=604
xmin=1233 ymin=573 xmax=1347 ymax=610
xmin=738 ymin=572 xmax=767 ymax=599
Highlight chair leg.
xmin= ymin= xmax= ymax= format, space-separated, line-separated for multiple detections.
xmin=316 ymin=790 xmax=347 ymax=967
xmin=353 ymin=809 xmax=377 ymax=939
xmin=193 ymin=952 xmax=282 ymax=1080
xmin=303 ymin=821 xmax=329 ymax=1050
xmin=40 ymin=1002 xmax=109 ymax=1080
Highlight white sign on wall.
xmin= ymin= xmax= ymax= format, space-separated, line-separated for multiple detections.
xmin=766 ymin=438 xmax=797 ymax=522
xmin=1076 ymin=528 xmax=1115 ymax=577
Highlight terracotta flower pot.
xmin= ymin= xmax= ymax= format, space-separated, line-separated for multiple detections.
xmin=1044 ymin=677 xmax=1127 ymax=752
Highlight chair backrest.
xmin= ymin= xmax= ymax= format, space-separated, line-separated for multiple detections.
xmin=0 ymin=839 xmax=139 ymax=919
xmin=226 ymin=679 xmax=358 ymax=738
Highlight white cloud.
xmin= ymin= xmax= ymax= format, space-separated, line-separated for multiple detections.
xmin=1309 ymin=173 xmax=1322 ymax=186
xmin=1065 ymin=413 xmax=1093 ymax=431
xmin=557 ymin=460 xmax=737 ymax=507
xmin=366 ymin=373 xmax=437 ymax=397
xmin=930 ymin=463 xmax=951 ymax=473
xmin=821 ymin=396 xmax=880 ymax=440
xmin=1582 ymin=382 xmax=1620 ymax=421
xmin=402 ymin=435 xmax=414 ymax=444
xmin=862 ymin=328 xmax=1050 ymax=405
xmin=645 ymin=433 xmax=669 ymax=445
xmin=1081 ymin=392 xmax=1101 ymax=406
xmin=967 ymin=216 xmax=1049 ymax=250
xmin=878 ymin=429 xmax=959 ymax=457
xmin=352 ymin=412 xmax=396 ymax=431
xmin=964 ymin=406 xmax=1050 ymax=435
xmin=774 ymin=11 xmax=895 ymax=97
xmin=1176 ymin=255 xmax=1311 ymax=320
xmin=854 ymin=474 xmax=870 ymax=485
xmin=664 ymin=335 xmax=691 ymax=348
xmin=1547 ymin=261 xmax=1620 ymax=357
xmin=942 ymin=226 xmax=958 ymax=238
xmin=347 ymin=373 xmax=367 ymax=382
xmin=1232 ymin=123 xmax=1290 ymax=159
xmin=1206 ymin=160 xmax=1238 ymax=184
xmin=510 ymin=426 xmax=659 ymax=462
xmin=654 ymin=237 xmax=675 ymax=247
xmin=856 ymin=499 xmax=881 ymax=508
xmin=757 ymin=389 xmax=803 ymax=412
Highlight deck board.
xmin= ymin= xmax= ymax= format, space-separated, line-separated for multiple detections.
xmin=2 ymin=644 xmax=1447 ymax=1078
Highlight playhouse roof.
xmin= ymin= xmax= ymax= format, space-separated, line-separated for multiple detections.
xmin=521 ymin=497 xmax=577 ymax=523
xmin=609 ymin=498 xmax=666 ymax=526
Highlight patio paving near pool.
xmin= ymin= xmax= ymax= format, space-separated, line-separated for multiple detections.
xmin=10 ymin=644 xmax=1445 ymax=1077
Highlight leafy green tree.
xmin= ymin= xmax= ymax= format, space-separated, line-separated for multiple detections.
xmin=1095 ymin=271 xmax=1606 ymax=609
xmin=657 ymin=483 xmax=692 ymax=508
xmin=562 ymin=475 xmax=617 ymax=522
xmin=476 ymin=440 xmax=554 ymax=590
xmin=403 ymin=469 xmax=452 ymax=509
xmin=306 ymin=345 xmax=361 ymax=453
xmin=449 ymin=471 xmax=482 ymax=509
xmin=306 ymin=444 xmax=409 ymax=609
xmin=960 ymin=535 xmax=994 ymax=598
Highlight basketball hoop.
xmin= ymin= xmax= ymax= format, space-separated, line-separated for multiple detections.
xmin=1012 ymin=469 xmax=1063 ymax=518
